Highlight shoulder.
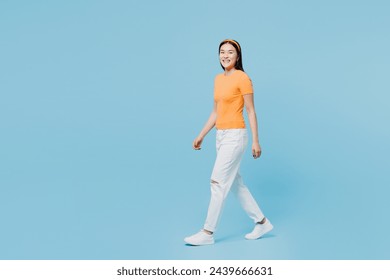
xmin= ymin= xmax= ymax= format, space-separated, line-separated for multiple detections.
xmin=214 ymin=73 xmax=224 ymax=83
xmin=234 ymin=71 xmax=253 ymax=87
xmin=215 ymin=73 xmax=224 ymax=79
xmin=235 ymin=70 xmax=251 ymax=80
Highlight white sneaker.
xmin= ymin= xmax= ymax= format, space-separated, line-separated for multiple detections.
xmin=245 ymin=219 xmax=273 ymax=240
xmin=184 ymin=230 xmax=214 ymax=246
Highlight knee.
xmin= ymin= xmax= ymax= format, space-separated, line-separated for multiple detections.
xmin=210 ymin=179 xmax=221 ymax=191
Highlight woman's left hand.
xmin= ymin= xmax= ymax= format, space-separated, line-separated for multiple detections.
xmin=252 ymin=142 xmax=262 ymax=159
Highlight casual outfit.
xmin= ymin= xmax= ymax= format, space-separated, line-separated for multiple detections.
xmin=184 ymin=70 xmax=272 ymax=246
xmin=214 ymin=70 xmax=253 ymax=129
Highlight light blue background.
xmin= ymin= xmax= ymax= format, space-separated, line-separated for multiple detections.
xmin=1 ymin=0 xmax=389 ymax=259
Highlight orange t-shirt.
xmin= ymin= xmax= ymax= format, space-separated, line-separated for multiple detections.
xmin=214 ymin=70 xmax=253 ymax=129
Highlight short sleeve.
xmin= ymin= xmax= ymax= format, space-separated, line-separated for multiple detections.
xmin=239 ymin=73 xmax=253 ymax=95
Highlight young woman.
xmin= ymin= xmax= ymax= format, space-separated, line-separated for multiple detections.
xmin=184 ymin=39 xmax=273 ymax=246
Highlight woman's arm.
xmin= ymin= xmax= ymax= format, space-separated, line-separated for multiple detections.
xmin=193 ymin=101 xmax=217 ymax=150
xmin=243 ymin=94 xmax=262 ymax=159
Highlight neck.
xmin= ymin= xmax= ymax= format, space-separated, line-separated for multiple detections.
xmin=224 ymin=67 xmax=236 ymax=76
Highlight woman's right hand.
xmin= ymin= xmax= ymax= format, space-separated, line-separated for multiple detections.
xmin=193 ymin=136 xmax=203 ymax=150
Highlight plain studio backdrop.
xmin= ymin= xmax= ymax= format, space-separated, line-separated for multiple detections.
xmin=1 ymin=0 xmax=389 ymax=259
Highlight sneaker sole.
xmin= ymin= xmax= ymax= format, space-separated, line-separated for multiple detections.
xmin=184 ymin=238 xmax=214 ymax=246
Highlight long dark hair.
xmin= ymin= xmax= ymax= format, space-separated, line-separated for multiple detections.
xmin=218 ymin=39 xmax=244 ymax=72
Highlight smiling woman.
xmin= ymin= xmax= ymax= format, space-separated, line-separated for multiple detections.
xmin=1 ymin=0 xmax=388 ymax=261
xmin=219 ymin=39 xmax=244 ymax=72
xmin=184 ymin=39 xmax=273 ymax=246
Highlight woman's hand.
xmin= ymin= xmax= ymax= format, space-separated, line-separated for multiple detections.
xmin=193 ymin=136 xmax=204 ymax=150
xmin=192 ymin=102 xmax=217 ymax=151
xmin=244 ymin=94 xmax=262 ymax=160
xmin=252 ymin=142 xmax=262 ymax=159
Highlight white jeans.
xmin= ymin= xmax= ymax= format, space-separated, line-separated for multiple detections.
xmin=203 ymin=129 xmax=265 ymax=232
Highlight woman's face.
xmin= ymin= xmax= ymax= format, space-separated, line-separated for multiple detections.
xmin=219 ymin=43 xmax=238 ymax=71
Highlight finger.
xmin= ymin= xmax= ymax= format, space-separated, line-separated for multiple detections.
xmin=193 ymin=141 xmax=201 ymax=150
xmin=193 ymin=139 xmax=199 ymax=147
